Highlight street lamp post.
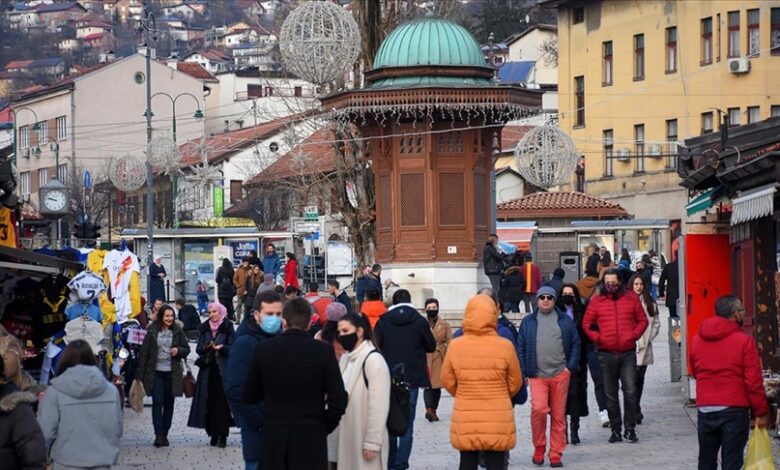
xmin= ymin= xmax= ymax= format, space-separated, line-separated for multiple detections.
xmin=151 ymin=92 xmax=204 ymax=228
xmin=140 ymin=8 xmax=157 ymax=302
xmin=36 ymin=137 xmax=61 ymax=247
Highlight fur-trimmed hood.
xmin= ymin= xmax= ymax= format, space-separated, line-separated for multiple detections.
xmin=0 ymin=382 xmax=37 ymax=414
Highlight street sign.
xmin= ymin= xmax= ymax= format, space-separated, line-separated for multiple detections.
xmin=83 ymin=170 xmax=91 ymax=189
xmin=303 ymin=205 xmax=319 ymax=221
xmin=293 ymin=220 xmax=320 ymax=232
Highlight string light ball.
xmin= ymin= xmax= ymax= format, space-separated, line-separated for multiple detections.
xmin=514 ymin=123 xmax=579 ymax=189
xmin=109 ymin=154 xmax=147 ymax=192
xmin=147 ymin=135 xmax=182 ymax=176
xmin=279 ymin=0 xmax=361 ymax=86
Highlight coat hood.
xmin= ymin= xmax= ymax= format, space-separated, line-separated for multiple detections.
xmin=462 ymin=294 xmax=498 ymax=336
xmin=50 ymin=365 xmax=109 ymax=400
xmin=382 ymin=304 xmax=422 ymax=326
xmin=0 ymin=382 xmax=37 ymax=414
xmin=698 ymin=316 xmax=742 ymax=341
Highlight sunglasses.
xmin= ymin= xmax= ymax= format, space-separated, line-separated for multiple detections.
xmin=538 ymin=295 xmax=555 ymax=301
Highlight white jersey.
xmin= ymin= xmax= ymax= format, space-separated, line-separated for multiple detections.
xmin=103 ymin=249 xmax=140 ymax=323
xmin=67 ymin=271 xmax=107 ymax=302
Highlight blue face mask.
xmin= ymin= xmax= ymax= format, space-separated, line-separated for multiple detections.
xmin=260 ymin=314 xmax=282 ymax=334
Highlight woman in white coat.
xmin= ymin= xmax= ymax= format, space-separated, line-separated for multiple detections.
xmin=327 ymin=313 xmax=390 ymax=470
xmin=630 ymin=273 xmax=661 ymax=425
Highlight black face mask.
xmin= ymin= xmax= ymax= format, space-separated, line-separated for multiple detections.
xmin=426 ymin=309 xmax=439 ymax=318
xmin=561 ymin=296 xmax=575 ymax=306
xmin=337 ymin=332 xmax=358 ymax=352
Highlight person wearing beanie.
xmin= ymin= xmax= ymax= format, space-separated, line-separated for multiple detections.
xmin=314 ymin=302 xmax=350 ymax=361
xmin=545 ymin=268 xmax=567 ymax=296
xmin=617 ymin=259 xmax=633 ymax=287
xmin=517 ymin=286 xmax=580 ymax=468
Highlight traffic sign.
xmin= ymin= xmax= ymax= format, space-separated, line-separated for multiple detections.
xmin=83 ymin=170 xmax=91 ymax=189
xmin=303 ymin=205 xmax=319 ymax=221
xmin=293 ymin=220 xmax=320 ymax=232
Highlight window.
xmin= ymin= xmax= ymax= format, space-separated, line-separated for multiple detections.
xmin=574 ymin=76 xmax=585 ymax=126
xmin=38 ymin=168 xmax=48 ymax=187
xmin=573 ymin=7 xmax=584 ymax=24
xmin=57 ymin=164 xmax=67 ymax=183
xmin=19 ymin=126 xmax=30 ymax=149
xmin=20 ymin=172 xmax=30 ymax=195
xmin=635 ymin=124 xmax=645 ymax=173
xmin=602 ymin=41 xmax=613 ymax=85
xmin=702 ymin=112 xmax=714 ymax=134
xmin=56 ymin=116 xmax=67 ymax=140
xmin=728 ymin=107 xmax=740 ymax=126
xmin=748 ymin=9 xmax=760 ymax=56
xmin=229 ymin=180 xmax=243 ymax=204
xmin=747 ymin=106 xmax=760 ymax=123
xmin=772 ymin=105 xmax=780 ymax=117
xmin=666 ymin=119 xmax=678 ymax=169
xmin=37 ymin=121 xmax=47 ymax=144
xmin=294 ymin=86 xmax=302 ymax=97
xmin=728 ymin=11 xmax=740 ymax=58
xmin=265 ymin=86 xmax=273 ymax=97
xmin=773 ymin=8 xmax=780 ymax=55
xmin=247 ymin=84 xmax=262 ymax=98
xmin=701 ymin=17 xmax=713 ymax=64
xmin=666 ymin=27 xmax=677 ymax=73
xmin=603 ymin=129 xmax=614 ymax=177
xmin=634 ymin=34 xmax=644 ymax=80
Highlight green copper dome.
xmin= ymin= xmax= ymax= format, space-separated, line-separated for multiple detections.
xmin=370 ymin=17 xmax=493 ymax=88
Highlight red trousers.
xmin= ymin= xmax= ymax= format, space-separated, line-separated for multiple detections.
xmin=529 ymin=369 xmax=571 ymax=458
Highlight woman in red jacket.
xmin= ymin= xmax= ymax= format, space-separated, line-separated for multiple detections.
xmin=284 ymin=252 xmax=299 ymax=289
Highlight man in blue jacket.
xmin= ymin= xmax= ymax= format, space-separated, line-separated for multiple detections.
xmin=517 ymin=286 xmax=580 ymax=468
xmin=262 ymin=244 xmax=281 ymax=280
xmin=225 ymin=290 xmax=283 ymax=470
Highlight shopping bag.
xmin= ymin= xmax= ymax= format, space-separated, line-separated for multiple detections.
xmin=128 ymin=380 xmax=145 ymax=414
xmin=745 ymin=425 xmax=777 ymax=470
xmin=183 ymin=360 xmax=196 ymax=398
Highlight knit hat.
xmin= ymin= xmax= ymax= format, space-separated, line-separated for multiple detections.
xmin=536 ymin=285 xmax=557 ymax=300
xmin=618 ymin=259 xmax=631 ymax=271
xmin=326 ymin=302 xmax=348 ymax=322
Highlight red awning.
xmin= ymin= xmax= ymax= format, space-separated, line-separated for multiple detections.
xmin=497 ymin=227 xmax=534 ymax=251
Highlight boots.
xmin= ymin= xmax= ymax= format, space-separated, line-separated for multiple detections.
xmin=161 ymin=434 xmax=169 ymax=447
xmin=210 ymin=435 xmax=218 ymax=446
xmin=154 ymin=435 xmax=163 ymax=447
xmin=217 ymin=436 xmax=227 ymax=448
xmin=425 ymin=408 xmax=439 ymax=422
xmin=570 ymin=425 xmax=580 ymax=445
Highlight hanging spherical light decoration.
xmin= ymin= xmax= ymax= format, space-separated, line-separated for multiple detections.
xmin=279 ymin=0 xmax=361 ymax=86
xmin=514 ymin=123 xmax=579 ymax=189
xmin=109 ymin=154 xmax=146 ymax=192
xmin=147 ymin=134 xmax=182 ymax=176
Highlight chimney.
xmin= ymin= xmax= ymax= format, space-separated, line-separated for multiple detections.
xmin=99 ymin=50 xmax=116 ymax=63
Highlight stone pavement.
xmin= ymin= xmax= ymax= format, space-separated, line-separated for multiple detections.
xmin=116 ymin=304 xmax=780 ymax=469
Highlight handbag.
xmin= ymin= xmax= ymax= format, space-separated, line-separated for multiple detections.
xmin=183 ymin=360 xmax=196 ymax=398
xmin=362 ymin=350 xmax=410 ymax=436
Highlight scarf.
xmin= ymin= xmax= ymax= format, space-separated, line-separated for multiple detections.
xmin=208 ymin=302 xmax=227 ymax=338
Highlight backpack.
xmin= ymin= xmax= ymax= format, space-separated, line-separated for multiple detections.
xmin=362 ymin=349 xmax=410 ymax=436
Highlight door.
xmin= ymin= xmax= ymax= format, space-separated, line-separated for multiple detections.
xmin=731 ymin=241 xmax=755 ymax=333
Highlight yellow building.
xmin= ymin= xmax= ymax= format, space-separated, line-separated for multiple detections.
xmin=548 ymin=0 xmax=780 ymax=225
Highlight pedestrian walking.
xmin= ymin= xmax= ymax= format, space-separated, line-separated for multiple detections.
xmin=134 ymin=304 xmax=191 ymax=447
xmin=0 ymin=350 xmax=46 ymax=470
xmin=176 ymin=298 xmax=201 ymax=339
xmin=360 ymin=287 xmax=387 ymax=328
xmin=521 ymin=253 xmax=543 ymax=314
xmin=225 ymin=290 xmax=283 ymax=470
xmin=216 ymin=258 xmax=237 ymax=321
xmin=328 ymin=313 xmax=391 ymax=470
xmin=149 ymin=256 xmax=166 ymax=303
xmin=584 ymin=244 xmax=601 ymax=279
xmin=327 ymin=279 xmax=354 ymax=315
xmin=598 ymin=251 xmax=615 ymax=278
xmin=188 ymin=302 xmax=236 ymax=447
xmin=284 ymin=252 xmax=299 ymax=289
xmin=544 ymin=268 xmax=566 ymax=295
xmin=440 ymin=294 xmax=522 ymax=470
xmin=196 ymin=281 xmax=209 ymax=315
xmin=690 ymin=295 xmax=769 ymax=470
xmin=243 ymin=298 xmax=348 ymax=470
xmin=640 ymin=254 xmax=655 ymax=299
xmin=423 ymin=298 xmax=451 ymax=423
xmin=619 ymin=248 xmax=632 ymax=265
xmin=617 ymin=259 xmax=633 ymax=287
xmin=517 ymin=286 xmax=580 ymax=467
xmin=38 ymin=340 xmax=123 ymax=469
xmin=500 ymin=263 xmax=524 ymax=313
xmin=374 ymin=289 xmax=436 ymax=470
xmin=658 ymin=250 xmax=680 ymax=318
xmin=234 ymin=257 xmax=251 ymax=323
xmin=582 ymin=269 xmax=648 ymax=444
xmin=262 ymin=244 xmax=281 ymax=280
xmin=556 ymin=284 xmax=590 ymax=445
xmin=315 ymin=302 xmax=349 ymax=361
xmin=243 ymin=265 xmax=264 ymax=318
xmin=356 ymin=264 xmax=384 ymax=305
xmin=629 ymin=274 xmax=660 ymax=425
xmin=482 ymin=234 xmax=505 ymax=293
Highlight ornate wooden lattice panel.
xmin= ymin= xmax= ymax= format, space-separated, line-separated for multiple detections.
xmin=436 ymin=131 xmax=464 ymax=155
xmin=380 ymin=174 xmax=392 ymax=229
xmin=438 ymin=172 xmax=465 ymax=225
xmin=398 ymin=133 xmax=424 ymax=156
xmin=400 ymin=173 xmax=425 ymax=226
xmin=473 ymin=173 xmax=486 ymax=227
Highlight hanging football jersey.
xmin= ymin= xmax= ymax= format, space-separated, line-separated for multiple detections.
xmin=38 ymin=274 xmax=70 ymax=342
xmin=0 ymin=206 xmax=19 ymax=248
xmin=67 ymin=271 xmax=107 ymax=302
xmin=103 ymin=249 xmax=140 ymax=323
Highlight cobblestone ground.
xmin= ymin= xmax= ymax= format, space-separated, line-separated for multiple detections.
xmin=116 ymin=304 xmax=780 ymax=469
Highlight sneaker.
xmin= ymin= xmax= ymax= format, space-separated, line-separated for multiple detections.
xmin=624 ymin=430 xmax=638 ymax=443
xmin=608 ymin=431 xmax=623 ymax=443
xmin=532 ymin=447 xmax=545 ymax=466
xmin=550 ymin=455 xmax=563 ymax=468
xmin=599 ymin=410 xmax=610 ymax=428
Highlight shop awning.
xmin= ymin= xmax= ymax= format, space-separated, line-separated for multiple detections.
xmin=496 ymin=221 xmax=536 ymax=251
xmin=730 ymin=183 xmax=777 ymax=226
xmin=685 ymin=185 xmax=727 ymax=216
xmin=0 ymin=244 xmax=83 ymax=273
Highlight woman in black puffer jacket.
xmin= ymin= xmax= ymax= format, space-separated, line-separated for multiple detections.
xmin=500 ymin=264 xmax=525 ymax=313
xmin=0 ymin=352 xmax=46 ymax=470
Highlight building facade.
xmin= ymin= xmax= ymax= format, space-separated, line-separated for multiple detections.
xmin=551 ymin=0 xmax=780 ymax=231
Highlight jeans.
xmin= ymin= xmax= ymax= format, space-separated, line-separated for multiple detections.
xmin=522 ymin=293 xmax=536 ymax=314
xmin=697 ymin=408 xmax=749 ymax=470
xmin=152 ymin=371 xmax=174 ymax=436
xmin=423 ymin=388 xmax=441 ymax=410
xmin=530 ymin=369 xmax=571 ymax=458
xmin=459 ymin=451 xmax=506 ymax=470
xmin=598 ymin=351 xmax=638 ymax=433
xmin=389 ymin=387 xmax=419 ymax=470
xmin=586 ymin=345 xmax=608 ymax=411
xmin=503 ymin=301 xmax=520 ymax=313
xmin=636 ymin=365 xmax=648 ymax=416
xmin=668 ymin=302 xmax=678 ymax=318
xmin=244 ymin=461 xmax=258 ymax=470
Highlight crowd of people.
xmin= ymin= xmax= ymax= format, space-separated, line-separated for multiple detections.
xmin=0 ymin=239 xmax=770 ymax=470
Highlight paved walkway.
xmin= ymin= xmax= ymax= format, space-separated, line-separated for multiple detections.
xmin=116 ymin=305 xmax=779 ymax=469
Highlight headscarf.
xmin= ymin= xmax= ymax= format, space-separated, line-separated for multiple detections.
xmin=208 ymin=302 xmax=228 ymax=337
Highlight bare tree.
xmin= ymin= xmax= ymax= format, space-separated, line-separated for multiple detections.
xmin=539 ymin=35 xmax=558 ymax=67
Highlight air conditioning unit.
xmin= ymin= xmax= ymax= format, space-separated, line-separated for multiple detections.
xmin=728 ymin=57 xmax=750 ymax=74
xmin=21 ymin=149 xmax=30 ymax=159
xmin=616 ymin=148 xmax=631 ymax=162
xmin=649 ymin=144 xmax=662 ymax=158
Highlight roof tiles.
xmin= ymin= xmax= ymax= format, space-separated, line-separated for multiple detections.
xmin=497 ymin=191 xmax=628 ymax=219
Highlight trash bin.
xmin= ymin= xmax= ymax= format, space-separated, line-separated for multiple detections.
xmin=669 ymin=316 xmax=682 ymax=382
xmin=559 ymin=251 xmax=581 ymax=284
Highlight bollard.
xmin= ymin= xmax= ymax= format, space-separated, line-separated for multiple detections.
xmin=669 ymin=316 xmax=682 ymax=382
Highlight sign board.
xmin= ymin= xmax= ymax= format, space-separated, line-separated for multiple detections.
xmin=212 ymin=245 xmax=232 ymax=275
xmin=227 ymin=239 xmax=258 ymax=266
xmin=326 ymin=240 xmax=353 ymax=275
xmin=83 ymin=170 xmax=91 ymax=189
xmin=213 ymin=187 xmax=224 ymax=217
xmin=293 ymin=220 xmax=321 ymax=233
xmin=303 ymin=205 xmax=319 ymax=221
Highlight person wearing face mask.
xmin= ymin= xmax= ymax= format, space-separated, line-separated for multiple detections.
xmin=225 ymin=290 xmax=284 ymax=470
xmin=556 ymin=284 xmax=590 ymax=445
xmin=327 ymin=313 xmax=391 ymax=470
xmin=628 ymin=274 xmax=660 ymax=426
xmin=422 ymin=298 xmax=451 ymax=423
xmin=690 ymin=295 xmax=769 ymax=470
xmin=582 ymin=269 xmax=648 ymax=444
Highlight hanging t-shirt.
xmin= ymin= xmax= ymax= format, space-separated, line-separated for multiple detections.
xmin=67 ymin=271 xmax=107 ymax=302
xmin=0 ymin=207 xmax=18 ymax=248
xmin=38 ymin=274 xmax=70 ymax=342
xmin=64 ymin=302 xmax=102 ymax=323
xmin=103 ymin=249 xmax=140 ymax=323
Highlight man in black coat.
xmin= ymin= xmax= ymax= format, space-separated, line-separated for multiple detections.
xmin=483 ymin=234 xmax=506 ymax=293
xmin=374 ymin=289 xmax=436 ymax=470
xmin=243 ymin=297 xmax=348 ymax=470
xmin=658 ymin=251 xmax=680 ymax=318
